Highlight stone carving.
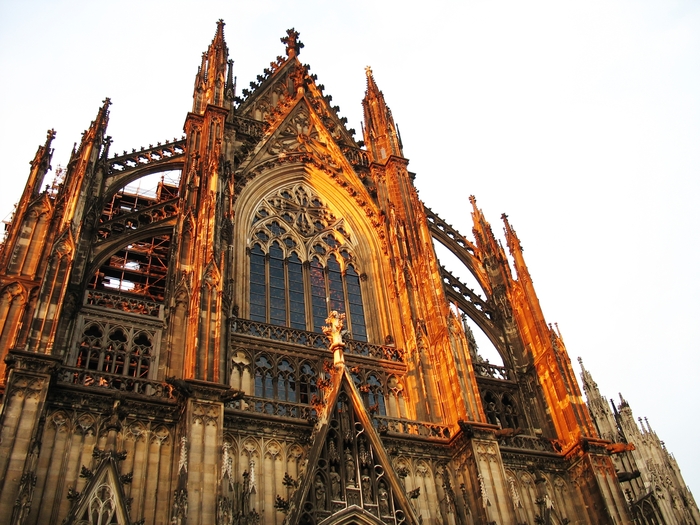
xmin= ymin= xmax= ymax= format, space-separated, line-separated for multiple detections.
xmin=323 ymin=310 xmax=346 ymax=368
xmin=178 ymin=436 xmax=188 ymax=474
xmin=330 ymin=466 xmax=341 ymax=500
xmin=507 ymin=475 xmax=522 ymax=509
xmin=344 ymin=448 xmax=356 ymax=486
xmin=378 ymin=482 xmax=390 ymax=515
xmin=314 ymin=474 xmax=326 ymax=510
xmin=171 ymin=489 xmax=188 ymax=525
xmin=361 ymin=469 xmax=373 ymax=503
xmin=478 ymin=474 xmax=491 ymax=508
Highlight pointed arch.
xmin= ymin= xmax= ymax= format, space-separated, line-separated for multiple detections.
xmin=6 ymin=196 xmax=52 ymax=277
xmin=238 ymin=180 xmax=374 ymax=340
xmin=0 ymin=282 xmax=27 ymax=358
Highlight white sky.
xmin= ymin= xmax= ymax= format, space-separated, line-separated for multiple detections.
xmin=1 ymin=0 xmax=699 ymax=493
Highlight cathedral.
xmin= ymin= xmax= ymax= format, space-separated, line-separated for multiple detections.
xmin=0 ymin=21 xmax=696 ymax=525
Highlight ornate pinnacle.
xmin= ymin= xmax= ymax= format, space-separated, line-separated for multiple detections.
xmin=281 ymin=28 xmax=304 ymax=58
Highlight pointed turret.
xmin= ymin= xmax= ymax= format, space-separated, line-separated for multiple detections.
xmin=192 ymin=19 xmax=231 ymax=113
xmin=579 ymin=357 xmax=620 ymax=442
xmin=470 ymin=196 xmax=508 ymax=271
xmin=55 ymin=97 xmax=111 ymax=230
xmin=0 ymin=129 xmax=55 ymax=269
xmin=362 ymin=67 xmax=403 ymax=163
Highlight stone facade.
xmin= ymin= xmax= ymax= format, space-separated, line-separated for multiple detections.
xmin=0 ymin=21 xmax=695 ymax=525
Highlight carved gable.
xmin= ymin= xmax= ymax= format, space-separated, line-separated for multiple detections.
xmin=284 ymin=368 xmax=420 ymax=525
xmin=62 ymin=452 xmax=132 ymax=525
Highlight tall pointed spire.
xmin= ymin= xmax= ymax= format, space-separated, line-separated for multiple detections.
xmin=362 ymin=66 xmax=403 ymax=163
xmin=192 ymin=19 xmax=231 ymax=113
xmin=578 ymin=357 xmax=620 ymax=442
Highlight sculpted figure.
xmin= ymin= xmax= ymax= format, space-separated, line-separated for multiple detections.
xmin=323 ymin=310 xmax=346 ymax=367
xmin=314 ymin=474 xmax=326 ymax=510
xmin=330 ymin=466 xmax=341 ymax=500
xmin=361 ymin=468 xmax=373 ymax=502
xmin=378 ymin=482 xmax=390 ymax=515
xmin=344 ymin=448 xmax=356 ymax=486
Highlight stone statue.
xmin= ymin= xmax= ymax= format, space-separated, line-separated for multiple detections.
xmin=314 ymin=474 xmax=326 ymax=510
xmin=344 ymin=448 xmax=356 ymax=486
xmin=361 ymin=469 xmax=373 ymax=502
xmin=378 ymin=481 xmax=390 ymax=515
xmin=330 ymin=466 xmax=341 ymax=500
xmin=323 ymin=310 xmax=346 ymax=368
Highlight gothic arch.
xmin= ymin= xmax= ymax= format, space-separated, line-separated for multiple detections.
xmin=0 ymin=281 xmax=27 ymax=354
xmin=233 ymin=167 xmax=392 ymax=345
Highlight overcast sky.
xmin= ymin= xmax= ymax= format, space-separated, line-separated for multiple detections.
xmin=1 ymin=0 xmax=699 ymax=493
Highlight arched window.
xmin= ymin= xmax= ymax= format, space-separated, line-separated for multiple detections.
xmin=248 ymin=184 xmax=368 ymax=341
xmin=75 ymin=322 xmax=153 ymax=380
xmin=501 ymin=393 xmax=519 ymax=429
xmin=366 ymin=374 xmax=386 ymax=416
xmin=254 ymin=355 xmax=274 ymax=398
xmin=277 ymin=359 xmax=296 ymax=402
xmin=299 ymin=361 xmax=317 ymax=404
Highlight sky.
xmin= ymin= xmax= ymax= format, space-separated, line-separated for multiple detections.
xmin=1 ymin=0 xmax=699 ymax=493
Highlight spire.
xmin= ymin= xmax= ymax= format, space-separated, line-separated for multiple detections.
xmin=192 ymin=19 xmax=231 ymax=113
xmin=469 ymin=195 xmax=503 ymax=263
xmin=20 ymin=129 xmax=55 ymax=205
xmin=362 ymin=66 xmax=403 ymax=163
xmin=55 ymin=98 xmax=110 ymax=228
xmin=578 ymin=357 xmax=619 ymax=442
xmin=502 ymin=212 xmax=535 ymax=287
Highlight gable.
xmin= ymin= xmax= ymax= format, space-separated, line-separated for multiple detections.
xmin=283 ymin=367 xmax=421 ymax=525
xmin=62 ymin=452 xmax=132 ymax=525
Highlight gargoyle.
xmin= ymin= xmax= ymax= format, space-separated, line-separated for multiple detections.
xmin=165 ymin=376 xmax=193 ymax=397
xmin=606 ymin=442 xmax=636 ymax=454
xmin=495 ymin=427 xmax=524 ymax=438
xmin=616 ymin=470 xmax=641 ymax=483
xmin=220 ymin=389 xmax=245 ymax=402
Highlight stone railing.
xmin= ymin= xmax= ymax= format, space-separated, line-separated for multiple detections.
xmin=340 ymin=145 xmax=371 ymax=168
xmin=108 ymin=140 xmax=186 ymax=173
xmin=473 ymin=362 xmax=512 ymax=381
xmin=498 ymin=434 xmax=561 ymax=454
xmin=232 ymin=116 xmax=266 ymax=139
xmin=424 ymin=206 xmax=478 ymax=256
xmin=230 ymin=318 xmax=404 ymax=363
xmin=375 ymin=416 xmax=451 ymax=440
xmin=84 ymin=289 xmax=164 ymax=318
xmin=95 ymin=198 xmax=179 ymax=244
xmin=225 ymin=396 xmax=314 ymax=420
xmin=57 ymin=366 xmax=175 ymax=400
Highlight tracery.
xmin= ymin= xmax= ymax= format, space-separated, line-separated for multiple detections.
xmin=248 ymin=183 xmax=367 ymax=341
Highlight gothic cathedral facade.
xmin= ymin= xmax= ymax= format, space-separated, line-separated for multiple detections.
xmin=0 ymin=21 xmax=696 ymax=525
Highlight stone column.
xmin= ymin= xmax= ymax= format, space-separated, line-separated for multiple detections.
xmin=0 ymin=350 xmax=60 ymax=520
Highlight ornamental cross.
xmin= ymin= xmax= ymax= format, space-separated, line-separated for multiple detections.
xmin=281 ymin=28 xmax=304 ymax=58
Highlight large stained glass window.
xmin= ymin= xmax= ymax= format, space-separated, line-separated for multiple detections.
xmin=248 ymin=183 xmax=368 ymax=341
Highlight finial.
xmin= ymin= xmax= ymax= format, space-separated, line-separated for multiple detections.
xmin=281 ymin=28 xmax=304 ymax=58
xmin=323 ymin=311 xmax=346 ymax=369
xmin=469 ymin=195 xmax=477 ymax=206
xmin=365 ymin=65 xmax=373 ymax=77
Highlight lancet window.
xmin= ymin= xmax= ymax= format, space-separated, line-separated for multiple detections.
xmin=483 ymin=389 xmax=520 ymax=429
xmin=251 ymin=352 xmax=319 ymax=404
xmin=74 ymin=321 xmax=154 ymax=380
xmin=248 ymin=184 xmax=367 ymax=341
